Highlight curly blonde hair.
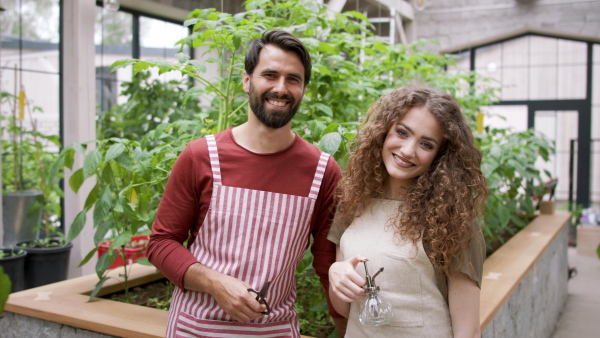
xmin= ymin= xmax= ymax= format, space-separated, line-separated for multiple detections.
xmin=335 ymin=86 xmax=489 ymax=277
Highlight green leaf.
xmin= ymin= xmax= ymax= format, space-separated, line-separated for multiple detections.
xmin=93 ymin=187 xmax=113 ymax=226
xmin=105 ymin=143 xmax=126 ymax=162
xmin=69 ymin=168 xmax=85 ymax=193
xmin=84 ymin=184 xmax=100 ymax=211
xmin=83 ymin=149 xmax=102 ymax=179
xmin=64 ymin=148 xmax=75 ymax=170
xmin=313 ymin=103 xmax=333 ymax=116
xmin=78 ymin=248 xmax=99 ymax=268
xmin=318 ymin=132 xmax=342 ymax=156
xmin=94 ymin=221 xmax=113 ymax=245
xmin=135 ymin=257 xmax=153 ymax=266
xmin=66 ymin=210 xmax=87 ymax=244
xmin=88 ymin=276 xmax=111 ymax=302
xmin=310 ymin=299 xmax=329 ymax=312
xmin=176 ymin=52 xmax=190 ymax=63
xmin=0 ymin=266 xmax=11 ymax=315
xmin=233 ymin=34 xmax=241 ymax=50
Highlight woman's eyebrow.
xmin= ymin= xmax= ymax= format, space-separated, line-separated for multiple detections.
xmin=398 ymin=122 xmax=440 ymax=145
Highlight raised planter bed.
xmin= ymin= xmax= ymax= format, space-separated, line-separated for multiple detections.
xmin=480 ymin=211 xmax=570 ymax=337
xmin=1 ymin=212 xmax=570 ymax=337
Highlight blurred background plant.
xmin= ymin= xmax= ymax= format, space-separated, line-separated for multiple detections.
xmin=1 ymin=90 xmax=63 ymax=247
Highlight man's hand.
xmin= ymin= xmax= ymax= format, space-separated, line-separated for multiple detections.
xmin=329 ymin=254 xmax=367 ymax=302
xmin=184 ymin=263 xmax=266 ymax=322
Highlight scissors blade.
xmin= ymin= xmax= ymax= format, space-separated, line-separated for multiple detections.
xmin=259 ymin=281 xmax=271 ymax=297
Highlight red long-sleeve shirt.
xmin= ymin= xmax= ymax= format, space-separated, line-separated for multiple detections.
xmin=147 ymin=128 xmax=342 ymax=317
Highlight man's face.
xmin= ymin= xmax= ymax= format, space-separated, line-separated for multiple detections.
xmin=243 ymin=44 xmax=306 ymax=129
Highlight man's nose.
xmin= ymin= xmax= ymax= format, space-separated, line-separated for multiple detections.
xmin=272 ymin=77 xmax=287 ymax=95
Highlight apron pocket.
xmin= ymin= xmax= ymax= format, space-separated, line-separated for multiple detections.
xmin=381 ymin=251 xmax=425 ymax=328
xmin=175 ymin=311 xmax=293 ymax=337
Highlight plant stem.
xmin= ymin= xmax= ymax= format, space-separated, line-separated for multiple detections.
xmin=121 ymin=247 xmax=130 ymax=303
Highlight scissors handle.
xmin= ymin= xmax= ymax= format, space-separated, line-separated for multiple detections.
xmin=247 ymin=288 xmax=271 ymax=315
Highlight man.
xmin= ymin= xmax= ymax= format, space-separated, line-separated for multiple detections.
xmin=147 ymin=30 xmax=345 ymax=337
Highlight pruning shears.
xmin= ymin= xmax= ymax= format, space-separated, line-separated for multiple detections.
xmin=247 ymin=281 xmax=271 ymax=315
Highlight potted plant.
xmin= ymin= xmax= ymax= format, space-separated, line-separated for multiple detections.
xmin=1 ymin=90 xmax=72 ymax=289
xmin=0 ymin=248 xmax=26 ymax=292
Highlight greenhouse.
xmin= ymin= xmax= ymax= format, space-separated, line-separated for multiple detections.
xmin=0 ymin=0 xmax=599 ymax=337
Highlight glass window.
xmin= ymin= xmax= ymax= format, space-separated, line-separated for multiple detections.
xmin=557 ymin=39 xmax=586 ymax=100
xmin=139 ymin=16 xmax=189 ymax=83
xmin=95 ymin=7 xmax=133 ymax=111
xmin=0 ymin=0 xmax=60 ymax=146
xmin=534 ymin=111 xmax=578 ymax=201
xmin=529 ymin=36 xmax=558 ymax=100
xmin=481 ymin=105 xmax=528 ymax=132
xmin=501 ymin=37 xmax=530 ymax=100
xmin=475 ymin=45 xmax=502 ymax=97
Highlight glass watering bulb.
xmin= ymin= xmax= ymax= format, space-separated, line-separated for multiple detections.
xmin=358 ymin=260 xmax=393 ymax=326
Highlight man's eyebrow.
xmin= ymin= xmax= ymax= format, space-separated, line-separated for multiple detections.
xmin=397 ymin=122 xmax=440 ymax=145
xmin=260 ymin=68 xmax=303 ymax=81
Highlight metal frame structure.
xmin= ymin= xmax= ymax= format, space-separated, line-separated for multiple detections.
xmin=443 ymin=27 xmax=599 ymax=208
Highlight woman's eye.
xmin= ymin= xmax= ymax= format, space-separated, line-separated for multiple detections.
xmin=422 ymin=142 xmax=434 ymax=150
xmin=396 ymin=129 xmax=408 ymax=137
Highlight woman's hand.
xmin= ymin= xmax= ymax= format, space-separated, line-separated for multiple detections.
xmin=329 ymin=253 xmax=368 ymax=302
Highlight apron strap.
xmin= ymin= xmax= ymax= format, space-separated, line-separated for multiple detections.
xmin=205 ymin=134 xmax=222 ymax=186
xmin=308 ymin=152 xmax=330 ymax=199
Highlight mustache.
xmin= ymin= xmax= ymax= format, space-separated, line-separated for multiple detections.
xmin=262 ymin=91 xmax=294 ymax=103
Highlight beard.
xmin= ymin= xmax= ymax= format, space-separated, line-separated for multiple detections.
xmin=248 ymin=81 xmax=302 ymax=129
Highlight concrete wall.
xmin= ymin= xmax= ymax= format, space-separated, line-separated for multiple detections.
xmin=0 ymin=312 xmax=115 ymax=338
xmin=415 ymin=0 xmax=600 ymax=51
xmin=482 ymin=224 xmax=569 ymax=337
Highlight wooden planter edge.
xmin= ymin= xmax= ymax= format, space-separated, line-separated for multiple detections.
xmin=5 ymin=212 xmax=571 ymax=336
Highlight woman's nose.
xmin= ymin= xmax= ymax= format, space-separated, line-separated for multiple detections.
xmin=400 ymin=139 xmax=417 ymax=158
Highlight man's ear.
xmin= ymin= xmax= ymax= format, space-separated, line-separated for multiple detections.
xmin=242 ymin=71 xmax=250 ymax=94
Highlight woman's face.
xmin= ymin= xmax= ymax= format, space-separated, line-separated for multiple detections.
xmin=381 ymin=106 xmax=444 ymax=196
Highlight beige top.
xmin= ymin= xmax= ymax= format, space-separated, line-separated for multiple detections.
xmin=328 ymin=199 xmax=485 ymax=337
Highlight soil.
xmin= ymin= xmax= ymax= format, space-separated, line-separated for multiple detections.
xmin=102 ymin=279 xmax=173 ymax=310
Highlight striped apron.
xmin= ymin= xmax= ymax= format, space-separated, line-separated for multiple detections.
xmin=166 ymin=134 xmax=330 ymax=338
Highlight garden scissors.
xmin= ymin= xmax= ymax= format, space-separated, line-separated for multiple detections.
xmin=247 ymin=281 xmax=271 ymax=315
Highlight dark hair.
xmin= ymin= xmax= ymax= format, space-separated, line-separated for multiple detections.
xmin=245 ymin=30 xmax=312 ymax=86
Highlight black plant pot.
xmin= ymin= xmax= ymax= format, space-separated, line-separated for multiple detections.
xmin=17 ymin=240 xmax=73 ymax=289
xmin=0 ymin=248 xmax=27 ymax=292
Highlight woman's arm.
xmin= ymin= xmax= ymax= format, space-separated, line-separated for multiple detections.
xmin=448 ymin=271 xmax=481 ymax=338
xmin=328 ymin=246 xmax=367 ymax=318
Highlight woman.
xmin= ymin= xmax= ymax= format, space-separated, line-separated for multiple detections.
xmin=328 ymin=86 xmax=489 ymax=337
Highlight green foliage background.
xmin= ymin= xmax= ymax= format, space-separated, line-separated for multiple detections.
xmin=50 ymin=0 xmax=554 ymax=336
